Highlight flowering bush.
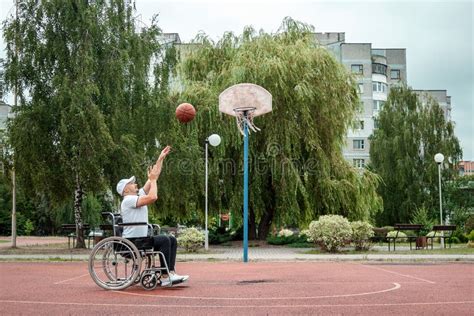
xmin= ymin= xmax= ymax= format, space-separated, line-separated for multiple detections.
xmin=300 ymin=229 xmax=312 ymax=242
xmin=278 ymin=229 xmax=294 ymax=237
xmin=308 ymin=215 xmax=352 ymax=253
xmin=177 ymin=227 xmax=205 ymax=252
xmin=386 ymin=231 xmax=407 ymax=242
xmin=351 ymin=221 xmax=374 ymax=250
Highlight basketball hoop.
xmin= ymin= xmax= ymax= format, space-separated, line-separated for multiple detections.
xmin=218 ymin=83 xmax=272 ymax=263
xmin=233 ymin=107 xmax=259 ymax=135
xmin=219 ymin=83 xmax=272 ymax=136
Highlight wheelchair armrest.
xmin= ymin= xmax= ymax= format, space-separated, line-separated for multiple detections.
xmin=118 ymin=222 xmax=148 ymax=226
xmin=149 ymin=224 xmax=161 ymax=235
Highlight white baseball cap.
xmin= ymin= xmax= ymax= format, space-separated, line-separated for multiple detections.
xmin=116 ymin=176 xmax=136 ymax=196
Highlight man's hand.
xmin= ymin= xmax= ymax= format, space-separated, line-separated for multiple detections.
xmin=148 ymin=165 xmax=159 ymax=181
xmin=156 ymin=145 xmax=171 ymax=164
xmin=153 ymin=145 xmax=171 ymax=178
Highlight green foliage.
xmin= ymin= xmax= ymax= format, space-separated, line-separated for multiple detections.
xmin=177 ymin=227 xmax=205 ymax=252
xmin=370 ymin=86 xmax=462 ymax=226
xmin=410 ymin=207 xmax=435 ymax=236
xmin=467 ymin=230 xmax=474 ymax=242
xmin=465 ymin=215 xmax=474 ymax=234
xmin=452 ymin=228 xmax=468 ymax=243
xmin=386 ymin=231 xmax=408 ymax=242
xmin=23 ymin=219 xmax=34 ymax=236
xmin=164 ymin=18 xmax=382 ymax=239
xmin=307 ymin=215 xmax=352 ymax=252
xmin=208 ymin=226 xmax=233 ymax=245
xmin=444 ymin=175 xmax=474 ymax=231
xmin=351 ymin=221 xmax=374 ymax=250
xmin=2 ymin=1 xmax=165 ymax=241
xmin=266 ymin=232 xmax=308 ymax=245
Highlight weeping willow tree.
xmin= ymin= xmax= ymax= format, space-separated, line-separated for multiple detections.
xmin=370 ymin=86 xmax=462 ymax=226
xmin=154 ymin=18 xmax=382 ymax=239
xmin=3 ymin=0 xmax=162 ymax=247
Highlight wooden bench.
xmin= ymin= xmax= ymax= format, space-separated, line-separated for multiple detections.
xmin=61 ymin=224 xmax=91 ymax=248
xmin=427 ymin=225 xmax=457 ymax=249
xmin=387 ymin=224 xmax=423 ymax=251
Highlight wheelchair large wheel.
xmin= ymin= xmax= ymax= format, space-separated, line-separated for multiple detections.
xmin=88 ymin=237 xmax=142 ymax=290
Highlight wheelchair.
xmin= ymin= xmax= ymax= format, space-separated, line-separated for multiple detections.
xmin=88 ymin=212 xmax=174 ymax=291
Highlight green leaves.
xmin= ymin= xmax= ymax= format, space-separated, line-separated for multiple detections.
xmin=162 ymin=18 xmax=382 ymax=236
xmin=370 ymin=86 xmax=462 ymax=225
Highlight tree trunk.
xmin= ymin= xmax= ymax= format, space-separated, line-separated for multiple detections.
xmin=74 ymin=174 xmax=85 ymax=248
xmin=248 ymin=206 xmax=257 ymax=240
xmin=257 ymin=208 xmax=274 ymax=240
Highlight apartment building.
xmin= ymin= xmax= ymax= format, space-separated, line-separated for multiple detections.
xmin=414 ymin=90 xmax=452 ymax=122
xmin=314 ymin=32 xmax=407 ymax=168
xmin=0 ymin=59 xmax=11 ymax=130
xmin=459 ymin=161 xmax=474 ymax=177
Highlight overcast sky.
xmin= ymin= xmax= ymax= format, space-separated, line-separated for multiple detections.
xmin=1 ymin=0 xmax=473 ymax=159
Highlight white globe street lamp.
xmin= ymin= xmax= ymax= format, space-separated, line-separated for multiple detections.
xmin=434 ymin=153 xmax=445 ymax=248
xmin=205 ymin=134 xmax=221 ymax=250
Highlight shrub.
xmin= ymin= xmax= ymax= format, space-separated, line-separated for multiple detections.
xmin=411 ymin=207 xmax=435 ymax=236
xmin=452 ymin=228 xmax=468 ymax=243
xmin=266 ymin=232 xmax=308 ymax=245
xmin=351 ymin=221 xmax=374 ymax=250
xmin=468 ymin=230 xmax=474 ymax=241
xmin=465 ymin=216 xmax=474 ymax=234
xmin=307 ymin=215 xmax=352 ymax=253
xmin=208 ymin=226 xmax=232 ymax=245
xmin=23 ymin=219 xmax=35 ymax=236
xmin=386 ymin=231 xmax=408 ymax=242
xmin=177 ymin=227 xmax=204 ymax=252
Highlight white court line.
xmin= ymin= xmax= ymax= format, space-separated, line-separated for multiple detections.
xmin=113 ymin=282 xmax=401 ymax=300
xmin=0 ymin=299 xmax=473 ymax=309
xmin=360 ymin=264 xmax=436 ymax=284
xmin=54 ymin=273 xmax=90 ymax=285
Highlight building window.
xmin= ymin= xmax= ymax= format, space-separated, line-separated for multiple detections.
xmin=353 ymin=139 xmax=365 ymax=150
xmin=351 ymin=64 xmax=363 ymax=75
xmin=372 ymin=63 xmax=387 ymax=76
xmin=358 ymin=83 xmax=364 ymax=94
xmin=353 ymin=159 xmax=365 ymax=168
xmin=390 ymin=69 xmax=400 ymax=80
xmin=358 ymin=120 xmax=364 ymax=130
xmin=373 ymin=117 xmax=379 ymax=129
xmin=373 ymin=100 xmax=385 ymax=111
xmin=372 ymin=81 xmax=387 ymax=93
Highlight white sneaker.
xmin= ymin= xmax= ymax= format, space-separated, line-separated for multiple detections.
xmin=172 ymin=272 xmax=189 ymax=282
xmin=160 ymin=273 xmax=185 ymax=287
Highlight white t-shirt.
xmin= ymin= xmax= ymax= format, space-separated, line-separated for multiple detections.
xmin=121 ymin=188 xmax=148 ymax=238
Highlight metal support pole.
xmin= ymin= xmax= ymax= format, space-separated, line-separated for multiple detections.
xmin=438 ymin=164 xmax=444 ymax=248
xmin=205 ymin=140 xmax=209 ymax=250
xmin=243 ymin=117 xmax=249 ymax=263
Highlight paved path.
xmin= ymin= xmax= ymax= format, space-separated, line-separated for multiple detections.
xmin=1 ymin=236 xmax=473 ymax=262
xmin=1 ymin=246 xmax=473 ymax=262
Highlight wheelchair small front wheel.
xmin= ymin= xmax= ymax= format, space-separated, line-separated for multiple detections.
xmin=140 ymin=271 xmax=158 ymax=291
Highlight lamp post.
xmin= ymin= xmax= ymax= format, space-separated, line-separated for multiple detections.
xmin=434 ymin=153 xmax=444 ymax=248
xmin=205 ymin=134 xmax=221 ymax=250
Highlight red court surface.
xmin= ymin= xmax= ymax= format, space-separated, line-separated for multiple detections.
xmin=0 ymin=261 xmax=473 ymax=315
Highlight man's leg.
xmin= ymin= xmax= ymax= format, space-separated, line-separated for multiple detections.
xmin=153 ymin=235 xmax=171 ymax=269
xmin=168 ymin=235 xmax=177 ymax=271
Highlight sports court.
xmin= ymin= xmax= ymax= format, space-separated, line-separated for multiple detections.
xmin=1 ymin=261 xmax=473 ymax=315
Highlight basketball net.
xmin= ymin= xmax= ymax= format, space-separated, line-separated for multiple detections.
xmin=234 ymin=109 xmax=261 ymax=136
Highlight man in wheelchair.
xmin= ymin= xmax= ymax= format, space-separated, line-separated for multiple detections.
xmin=116 ymin=145 xmax=188 ymax=287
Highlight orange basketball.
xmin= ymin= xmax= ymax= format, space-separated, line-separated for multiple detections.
xmin=176 ymin=103 xmax=196 ymax=123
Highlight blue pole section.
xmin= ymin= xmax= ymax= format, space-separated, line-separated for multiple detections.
xmin=243 ymin=118 xmax=249 ymax=263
